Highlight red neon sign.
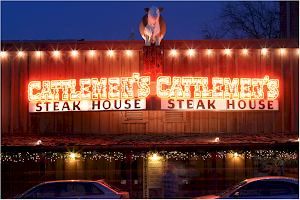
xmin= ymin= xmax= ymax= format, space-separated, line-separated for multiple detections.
xmin=28 ymin=74 xmax=279 ymax=102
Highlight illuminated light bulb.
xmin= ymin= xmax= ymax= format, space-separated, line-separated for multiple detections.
xmin=152 ymin=153 xmax=158 ymax=161
xmin=243 ymin=49 xmax=248 ymax=54
xmin=214 ymin=137 xmax=220 ymax=142
xmin=72 ymin=51 xmax=77 ymax=56
xmin=225 ymin=49 xmax=230 ymax=54
xmin=36 ymin=51 xmax=41 ymax=56
xmin=108 ymin=50 xmax=114 ymax=56
xmin=281 ymin=48 xmax=285 ymax=54
xmin=207 ymin=49 xmax=212 ymax=54
xmin=188 ymin=49 xmax=194 ymax=55
xmin=54 ymin=51 xmax=59 ymax=56
xmin=1 ymin=52 xmax=6 ymax=57
xmin=234 ymin=152 xmax=238 ymax=157
xmin=262 ymin=48 xmax=267 ymax=54
xmin=126 ymin=50 xmax=131 ymax=55
xmin=90 ymin=50 xmax=95 ymax=56
xmin=18 ymin=51 xmax=23 ymax=56
xmin=171 ymin=50 xmax=176 ymax=56
xmin=70 ymin=153 xmax=76 ymax=158
xmin=36 ymin=140 xmax=42 ymax=145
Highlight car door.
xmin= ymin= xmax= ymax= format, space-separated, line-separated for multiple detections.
xmin=57 ymin=182 xmax=90 ymax=199
xmin=21 ymin=183 xmax=60 ymax=198
xmin=84 ymin=182 xmax=110 ymax=199
xmin=86 ymin=182 xmax=121 ymax=199
xmin=265 ymin=180 xmax=299 ymax=199
xmin=229 ymin=181 xmax=269 ymax=199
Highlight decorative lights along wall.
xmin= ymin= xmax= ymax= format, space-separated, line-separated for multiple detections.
xmin=0 ymin=48 xmax=291 ymax=58
xmin=1 ymin=150 xmax=298 ymax=163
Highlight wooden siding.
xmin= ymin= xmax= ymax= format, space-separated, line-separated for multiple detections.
xmin=1 ymin=39 xmax=299 ymax=134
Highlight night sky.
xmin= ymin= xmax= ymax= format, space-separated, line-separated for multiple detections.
xmin=1 ymin=1 xmax=223 ymax=41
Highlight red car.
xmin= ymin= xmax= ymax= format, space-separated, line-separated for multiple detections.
xmin=194 ymin=176 xmax=299 ymax=199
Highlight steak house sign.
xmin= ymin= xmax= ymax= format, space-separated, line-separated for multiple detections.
xmin=28 ymin=73 xmax=279 ymax=113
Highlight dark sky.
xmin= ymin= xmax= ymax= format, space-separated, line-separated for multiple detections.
xmin=1 ymin=1 xmax=223 ymax=41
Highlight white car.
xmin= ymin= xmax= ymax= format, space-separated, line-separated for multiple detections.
xmin=16 ymin=179 xmax=129 ymax=199
xmin=195 ymin=176 xmax=299 ymax=199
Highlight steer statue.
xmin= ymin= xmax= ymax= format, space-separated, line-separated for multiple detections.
xmin=139 ymin=6 xmax=166 ymax=46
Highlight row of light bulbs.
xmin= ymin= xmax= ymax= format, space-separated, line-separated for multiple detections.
xmin=1 ymin=48 xmax=289 ymax=58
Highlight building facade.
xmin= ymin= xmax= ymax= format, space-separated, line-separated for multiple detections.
xmin=1 ymin=39 xmax=299 ymax=198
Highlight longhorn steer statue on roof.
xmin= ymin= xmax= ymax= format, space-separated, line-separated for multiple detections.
xmin=139 ymin=6 xmax=166 ymax=46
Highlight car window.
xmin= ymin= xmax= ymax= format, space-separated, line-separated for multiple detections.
xmin=233 ymin=181 xmax=266 ymax=197
xmin=22 ymin=183 xmax=58 ymax=198
xmin=59 ymin=182 xmax=87 ymax=197
xmin=267 ymin=181 xmax=299 ymax=196
xmin=85 ymin=183 xmax=105 ymax=195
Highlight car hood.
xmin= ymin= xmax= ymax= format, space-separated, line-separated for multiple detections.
xmin=194 ymin=194 xmax=220 ymax=199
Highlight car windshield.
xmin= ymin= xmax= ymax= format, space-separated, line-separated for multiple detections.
xmin=216 ymin=180 xmax=247 ymax=197
xmin=98 ymin=180 xmax=121 ymax=192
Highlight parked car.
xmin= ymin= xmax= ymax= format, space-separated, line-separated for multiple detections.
xmin=194 ymin=176 xmax=299 ymax=199
xmin=16 ymin=179 xmax=129 ymax=199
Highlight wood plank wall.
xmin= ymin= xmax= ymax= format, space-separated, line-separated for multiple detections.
xmin=1 ymin=40 xmax=298 ymax=134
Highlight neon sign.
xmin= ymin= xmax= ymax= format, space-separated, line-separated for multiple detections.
xmin=28 ymin=73 xmax=279 ymax=112
xmin=156 ymin=75 xmax=279 ymax=100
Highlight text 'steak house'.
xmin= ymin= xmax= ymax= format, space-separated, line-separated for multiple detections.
xmin=1 ymin=39 xmax=299 ymax=198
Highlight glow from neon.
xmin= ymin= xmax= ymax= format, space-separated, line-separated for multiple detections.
xmin=240 ymin=78 xmax=251 ymax=99
xmin=251 ymin=77 xmax=266 ymax=99
xmin=202 ymin=77 xmax=213 ymax=98
xmin=28 ymin=74 xmax=279 ymax=102
xmin=267 ymin=78 xmax=279 ymax=100
xmin=212 ymin=78 xmax=223 ymax=98
xmin=224 ymin=78 xmax=239 ymax=99
xmin=182 ymin=77 xmax=193 ymax=98
xmin=28 ymin=81 xmax=41 ymax=101
xmin=121 ymin=77 xmax=134 ymax=98
xmin=61 ymin=80 xmax=72 ymax=101
xmin=137 ymin=75 xmax=150 ymax=98
xmin=169 ymin=77 xmax=184 ymax=98
xmin=157 ymin=76 xmax=171 ymax=98
xmin=51 ymin=80 xmax=62 ymax=100
xmin=92 ymin=78 xmax=107 ymax=99
xmin=80 ymin=79 xmax=91 ymax=99
xmin=40 ymin=81 xmax=54 ymax=101
xmin=108 ymin=77 xmax=120 ymax=99
xmin=70 ymin=79 xmax=80 ymax=100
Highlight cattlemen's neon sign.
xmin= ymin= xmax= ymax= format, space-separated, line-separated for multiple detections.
xmin=28 ymin=73 xmax=279 ymax=112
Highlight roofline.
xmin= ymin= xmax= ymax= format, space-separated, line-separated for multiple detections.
xmin=1 ymin=39 xmax=298 ymax=51
xmin=245 ymin=176 xmax=299 ymax=182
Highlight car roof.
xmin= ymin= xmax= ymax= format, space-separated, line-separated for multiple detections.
xmin=38 ymin=180 xmax=104 ymax=185
xmin=245 ymin=176 xmax=299 ymax=183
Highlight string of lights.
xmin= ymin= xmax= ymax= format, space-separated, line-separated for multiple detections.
xmin=0 ymin=48 xmax=293 ymax=58
xmin=1 ymin=150 xmax=297 ymax=163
